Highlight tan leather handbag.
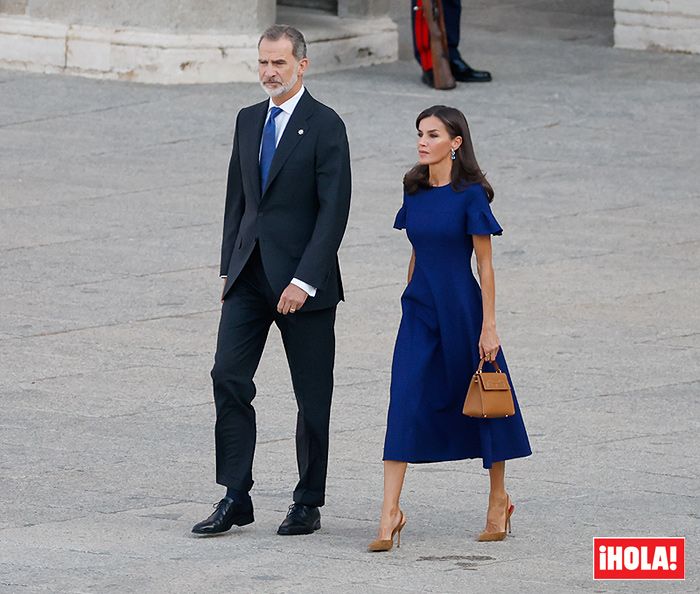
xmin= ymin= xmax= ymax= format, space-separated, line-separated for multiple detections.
xmin=463 ymin=358 xmax=515 ymax=418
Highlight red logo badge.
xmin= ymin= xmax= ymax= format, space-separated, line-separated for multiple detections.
xmin=594 ymin=537 xmax=685 ymax=580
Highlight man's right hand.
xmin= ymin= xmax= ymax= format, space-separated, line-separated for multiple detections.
xmin=221 ymin=278 xmax=227 ymax=303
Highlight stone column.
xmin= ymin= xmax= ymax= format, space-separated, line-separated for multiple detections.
xmin=0 ymin=0 xmax=276 ymax=83
xmin=0 ymin=0 xmax=398 ymax=83
xmin=615 ymin=0 xmax=700 ymax=54
xmin=338 ymin=0 xmax=390 ymax=18
xmin=9 ymin=0 xmax=276 ymax=33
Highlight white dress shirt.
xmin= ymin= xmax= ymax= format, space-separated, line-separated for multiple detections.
xmin=223 ymin=85 xmax=317 ymax=299
xmin=261 ymin=85 xmax=306 ymax=156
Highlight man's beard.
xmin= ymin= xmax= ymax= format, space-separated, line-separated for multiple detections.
xmin=260 ymin=70 xmax=298 ymax=98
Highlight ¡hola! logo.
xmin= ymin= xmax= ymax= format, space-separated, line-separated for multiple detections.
xmin=594 ymin=537 xmax=685 ymax=580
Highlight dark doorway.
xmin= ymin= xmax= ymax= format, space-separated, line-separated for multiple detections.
xmin=278 ymin=0 xmax=338 ymax=14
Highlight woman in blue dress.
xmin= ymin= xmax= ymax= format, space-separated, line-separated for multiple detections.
xmin=368 ymin=106 xmax=531 ymax=552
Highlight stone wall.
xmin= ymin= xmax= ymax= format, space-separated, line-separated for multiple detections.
xmin=615 ymin=0 xmax=700 ymax=54
xmin=0 ymin=0 xmax=275 ymax=32
xmin=0 ymin=0 xmax=397 ymax=83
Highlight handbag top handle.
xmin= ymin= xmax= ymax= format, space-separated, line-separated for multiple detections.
xmin=476 ymin=358 xmax=503 ymax=374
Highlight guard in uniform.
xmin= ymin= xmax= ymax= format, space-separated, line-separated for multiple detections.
xmin=412 ymin=0 xmax=492 ymax=88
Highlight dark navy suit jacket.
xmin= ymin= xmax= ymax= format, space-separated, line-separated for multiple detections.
xmin=219 ymin=90 xmax=351 ymax=311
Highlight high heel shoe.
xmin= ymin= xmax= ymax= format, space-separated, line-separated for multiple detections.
xmin=367 ymin=511 xmax=407 ymax=552
xmin=477 ymin=495 xmax=514 ymax=542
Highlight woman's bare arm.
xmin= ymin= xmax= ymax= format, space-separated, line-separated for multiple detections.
xmin=473 ymin=235 xmax=500 ymax=360
xmin=407 ymin=249 xmax=416 ymax=284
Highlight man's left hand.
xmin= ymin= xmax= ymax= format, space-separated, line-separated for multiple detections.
xmin=277 ymin=284 xmax=309 ymax=315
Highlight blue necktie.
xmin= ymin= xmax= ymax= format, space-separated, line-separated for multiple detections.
xmin=260 ymin=106 xmax=283 ymax=190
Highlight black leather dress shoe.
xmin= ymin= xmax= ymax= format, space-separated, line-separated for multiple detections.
xmin=450 ymin=57 xmax=492 ymax=83
xmin=191 ymin=497 xmax=254 ymax=535
xmin=277 ymin=503 xmax=321 ymax=536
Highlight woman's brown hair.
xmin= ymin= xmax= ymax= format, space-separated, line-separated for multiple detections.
xmin=403 ymin=105 xmax=494 ymax=201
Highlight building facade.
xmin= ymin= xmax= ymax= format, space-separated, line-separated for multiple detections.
xmin=0 ymin=0 xmax=697 ymax=84
xmin=614 ymin=0 xmax=700 ymax=54
xmin=0 ymin=0 xmax=398 ymax=83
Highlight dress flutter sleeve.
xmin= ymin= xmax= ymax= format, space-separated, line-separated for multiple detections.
xmin=393 ymin=200 xmax=407 ymax=230
xmin=465 ymin=185 xmax=503 ymax=236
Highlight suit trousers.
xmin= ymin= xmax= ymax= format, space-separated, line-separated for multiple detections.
xmin=211 ymin=244 xmax=336 ymax=507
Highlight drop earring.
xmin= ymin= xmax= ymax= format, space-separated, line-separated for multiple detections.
xmin=450 ymin=148 xmax=456 ymax=161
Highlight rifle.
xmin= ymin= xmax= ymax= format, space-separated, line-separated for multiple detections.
xmin=421 ymin=0 xmax=456 ymax=90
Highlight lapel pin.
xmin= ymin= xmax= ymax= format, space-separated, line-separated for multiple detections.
xmin=298 ymin=129 xmax=304 ymax=135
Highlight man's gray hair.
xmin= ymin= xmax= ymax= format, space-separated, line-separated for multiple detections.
xmin=258 ymin=25 xmax=307 ymax=61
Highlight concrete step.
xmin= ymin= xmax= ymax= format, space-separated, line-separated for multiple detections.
xmin=0 ymin=6 xmax=397 ymax=84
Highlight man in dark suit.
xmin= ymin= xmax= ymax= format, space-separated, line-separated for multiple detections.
xmin=192 ymin=25 xmax=351 ymax=537
xmin=412 ymin=0 xmax=492 ymax=88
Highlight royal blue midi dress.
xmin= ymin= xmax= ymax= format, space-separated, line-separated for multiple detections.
xmin=383 ymin=183 xmax=532 ymax=469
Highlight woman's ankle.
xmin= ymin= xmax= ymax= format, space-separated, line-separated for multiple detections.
xmin=488 ymin=490 xmax=508 ymax=502
xmin=381 ymin=504 xmax=401 ymax=517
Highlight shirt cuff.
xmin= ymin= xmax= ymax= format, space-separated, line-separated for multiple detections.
xmin=220 ymin=275 xmax=227 ymax=279
xmin=291 ymin=278 xmax=316 ymax=297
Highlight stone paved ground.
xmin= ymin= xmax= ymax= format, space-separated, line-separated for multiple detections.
xmin=0 ymin=4 xmax=699 ymax=593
